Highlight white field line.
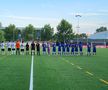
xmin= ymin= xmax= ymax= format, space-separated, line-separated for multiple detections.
xmin=85 ymin=71 xmax=94 ymax=76
xmin=76 ymin=66 xmax=82 ymax=70
xmin=99 ymin=79 xmax=108 ymax=85
xmin=29 ymin=55 xmax=34 ymax=90
xmin=62 ymin=57 xmax=108 ymax=86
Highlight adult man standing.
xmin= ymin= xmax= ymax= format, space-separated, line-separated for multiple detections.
xmin=16 ymin=40 xmax=20 ymax=55
xmin=36 ymin=41 xmax=40 ymax=56
xmin=31 ymin=41 xmax=35 ymax=55
xmin=26 ymin=42 xmax=29 ymax=55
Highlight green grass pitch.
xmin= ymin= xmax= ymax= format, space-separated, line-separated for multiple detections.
xmin=0 ymin=48 xmax=108 ymax=90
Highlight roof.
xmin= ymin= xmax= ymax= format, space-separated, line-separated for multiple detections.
xmin=88 ymin=31 xmax=108 ymax=39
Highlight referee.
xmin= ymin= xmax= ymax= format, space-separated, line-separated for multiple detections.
xmin=16 ymin=40 xmax=20 ymax=55
xmin=31 ymin=41 xmax=35 ymax=55
xmin=36 ymin=41 xmax=40 ymax=56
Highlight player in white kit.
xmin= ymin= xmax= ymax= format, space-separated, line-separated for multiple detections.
xmin=11 ymin=41 xmax=16 ymax=55
xmin=20 ymin=41 xmax=25 ymax=55
xmin=1 ymin=41 xmax=5 ymax=55
xmin=7 ymin=41 xmax=11 ymax=55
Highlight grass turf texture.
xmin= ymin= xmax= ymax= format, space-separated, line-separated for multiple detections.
xmin=0 ymin=48 xmax=108 ymax=90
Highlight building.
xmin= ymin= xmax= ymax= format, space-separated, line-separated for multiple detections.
xmin=88 ymin=31 xmax=108 ymax=39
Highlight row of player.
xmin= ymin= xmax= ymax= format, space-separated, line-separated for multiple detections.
xmin=0 ymin=41 xmax=96 ymax=56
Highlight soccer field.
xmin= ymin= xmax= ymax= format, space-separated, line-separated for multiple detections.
xmin=0 ymin=48 xmax=108 ymax=90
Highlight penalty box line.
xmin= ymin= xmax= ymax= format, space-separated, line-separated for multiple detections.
xmin=29 ymin=55 xmax=34 ymax=90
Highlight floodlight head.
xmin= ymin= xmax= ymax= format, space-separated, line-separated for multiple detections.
xmin=75 ymin=15 xmax=82 ymax=17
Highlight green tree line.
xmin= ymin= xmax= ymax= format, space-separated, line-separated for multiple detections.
xmin=1 ymin=19 xmax=105 ymax=42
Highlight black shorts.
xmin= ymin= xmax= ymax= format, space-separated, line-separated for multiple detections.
xmin=12 ymin=49 xmax=15 ymax=51
xmin=1 ymin=49 xmax=5 ymax=51
xmin=26 ymin=48 xmax=29 ymax=51
xmin=8 ymin=48 xmax=11 ymax=51
xmin=31 ymin=48 xmax=35 ymax=51
xmin=16 ymin=48 xmax=20 ymax=51
xmin=21 ymin=49 xmax=24 ymax=51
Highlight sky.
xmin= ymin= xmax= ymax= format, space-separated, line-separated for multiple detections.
xmin=0 ymin=0 xmax=108 ymax=34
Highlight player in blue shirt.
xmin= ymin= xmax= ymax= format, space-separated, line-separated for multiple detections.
xmin=79 ymin=42 xmax=83 ymax=56
xmin=75 ymin=43 xmax=79 ymax=56
xmin=66 ymin=43 xmax=70 ymax=56
xmin=42 ymin=42 xmax=47 ymax=55
xmin=92 ymin=43 xmax=96 ymax=55
xmin=87 ymin=42 xmax=91 ymax=56
xmin=52 ymin=42 xmax=56 ymax=55
xmin=62 ymin=43 xmax=66 ymax=55
xmin=71 ymin=43 xmax=75 ymax=56
xmin=58 ymin=42 xmax=61 ymax=55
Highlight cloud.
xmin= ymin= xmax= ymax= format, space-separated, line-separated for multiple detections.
xmin=98 ymin=10 xmax=108 ymax=13
xmin=3 ymin=15 xmax=59 ymax=21
xmin=70 ymin=12 xmax=108 ymax=16
xmin=0 ymin=15 xmax=60 ymax=32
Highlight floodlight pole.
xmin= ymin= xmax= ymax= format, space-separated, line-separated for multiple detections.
xmin=75 ymin=15 xmax=81 ymax=44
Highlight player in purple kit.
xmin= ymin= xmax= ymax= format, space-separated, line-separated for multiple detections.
xmin=42 ymin=42 xmax=47 ymax=55
xmin=47 ymin=42 xmax=50 ymax=55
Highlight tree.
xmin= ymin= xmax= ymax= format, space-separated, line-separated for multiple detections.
xmin=4 ymin=24 xmax=16 ymax=41
xmin=0 ymin=22 xmax=2 ymax=28
xmin=22 ymin=24 xmax=35 ymax=41
xmin=79 ymin=33 xmax=87 ymax=39
xmin=41 ymin=24 xmax=54 ymax=41
xmin=0 ymin=30 xmax=5 ymax=41
xmin=96 ymin=26 xmax=107 ymax=33
xmin=57 ymin=19 xmax=73 ymax=42
xmin=52 ymin=33 xmax=58 ymax=41
xmin=15 ymin=28 xmax=21 ymax=40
